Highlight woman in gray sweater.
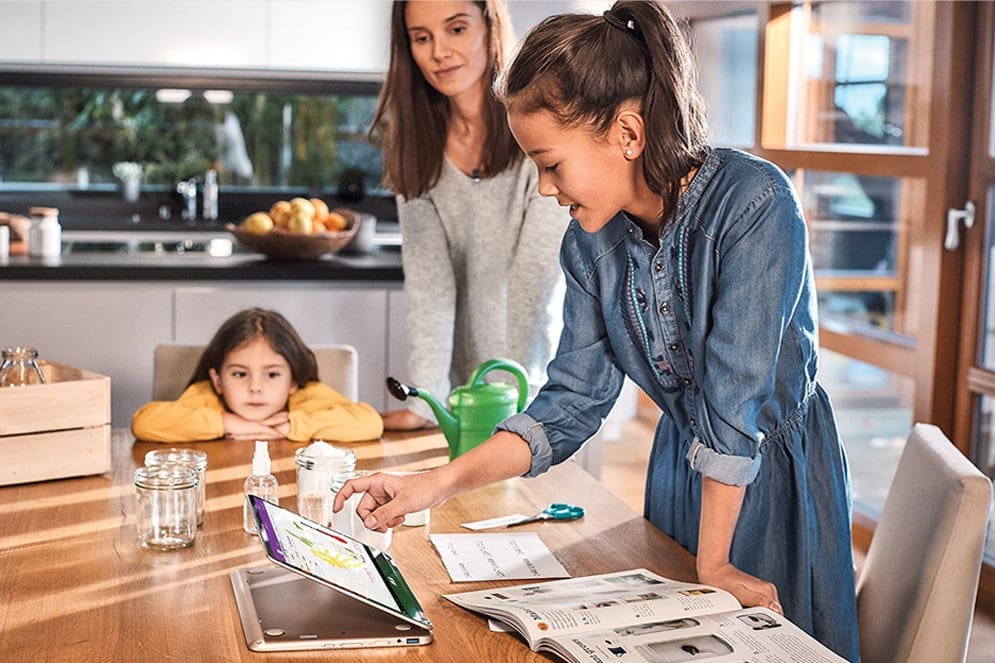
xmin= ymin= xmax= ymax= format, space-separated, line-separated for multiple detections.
xmin=371 ymin=0 xmax=569 ymax=428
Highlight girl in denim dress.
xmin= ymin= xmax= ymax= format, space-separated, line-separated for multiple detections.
xmin=336 ymin=2 xmax=859 ymax=659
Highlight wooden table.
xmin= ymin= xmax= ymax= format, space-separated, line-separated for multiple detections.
xmin=0 ymin=430 xmax=696 ymax=662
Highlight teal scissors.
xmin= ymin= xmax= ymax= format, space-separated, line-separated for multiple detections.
xmin=506 ymin=503 xmax=585 ymax=527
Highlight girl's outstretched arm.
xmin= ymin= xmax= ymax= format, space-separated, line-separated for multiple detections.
xmin=332 ymin=430 xmax=532 ymax=530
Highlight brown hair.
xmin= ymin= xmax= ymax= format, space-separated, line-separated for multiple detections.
xmin=369 ymin=0 xmax=522 ymax=199
xmin=496 ymin=0 xmax=710 ymax=227
xmin=189 ymin=308 xmax=318 ymax=389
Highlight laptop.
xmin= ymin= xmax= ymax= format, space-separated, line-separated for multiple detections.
xmin=230 ymin=495 xmax=433 ymax=652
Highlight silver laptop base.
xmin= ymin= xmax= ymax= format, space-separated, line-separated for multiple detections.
xmin=229 ymin=566 xmax=432 ymax=652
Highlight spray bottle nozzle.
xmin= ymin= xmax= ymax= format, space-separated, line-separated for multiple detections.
xmin=252 ymin=440 xmax=271 ymax=476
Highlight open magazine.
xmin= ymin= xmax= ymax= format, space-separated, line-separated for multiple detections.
xmin=444 ymin=569 xmax=846 ymax=663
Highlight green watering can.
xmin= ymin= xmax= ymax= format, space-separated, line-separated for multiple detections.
xmin=386 ymin=358 xmax=530 ymax=460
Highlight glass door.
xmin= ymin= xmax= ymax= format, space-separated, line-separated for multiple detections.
xmin=953 ymin=1 xmax=995 ymax=605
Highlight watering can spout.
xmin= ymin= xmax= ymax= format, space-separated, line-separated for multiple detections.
xmin=385 ymin=377 xmax=461 ymax=452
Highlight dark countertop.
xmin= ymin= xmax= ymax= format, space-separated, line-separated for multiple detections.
xmin=0 ymin=247 xmax=403 ymax=282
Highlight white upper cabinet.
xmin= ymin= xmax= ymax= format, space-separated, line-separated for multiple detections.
xmin=0 ymin=2 xmax=43 ymax=62
xmin=267 ymin=0 xmax=390 ymax=73
xmin=0 ymin=0 xmax=391 ymax=72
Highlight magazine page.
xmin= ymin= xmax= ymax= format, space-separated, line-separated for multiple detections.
xmin=547 ymin=607 xmax=847 ymax=663
xmin=445 ymin=569 xmax=742 ymax=648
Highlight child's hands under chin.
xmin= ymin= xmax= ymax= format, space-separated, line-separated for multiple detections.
xmin=261 ymin=411 xmax=291 ymax=438
xmin=222 ymin=411 xmax=286 ymax=440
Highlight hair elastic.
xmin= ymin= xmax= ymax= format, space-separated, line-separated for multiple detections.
xmin=603 ymin=9 xmax=640 ymax=36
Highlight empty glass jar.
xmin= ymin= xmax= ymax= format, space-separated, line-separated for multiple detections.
xmin=134 ymin=464 xmax=198 ymax=551
xmin=144 ymin=448 xmax=208 ymax=526
xmin=0 ymin=346 xmax=46 ymax=387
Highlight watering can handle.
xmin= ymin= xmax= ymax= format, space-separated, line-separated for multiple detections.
xmin=467 ymin=358 xmax=530 ymax=412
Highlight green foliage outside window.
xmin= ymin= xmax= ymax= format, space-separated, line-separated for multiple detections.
xmin=0 ymin=84 xmax=381 ymax=192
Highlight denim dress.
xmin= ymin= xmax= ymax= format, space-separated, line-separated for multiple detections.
xmin=497 ymin=148 xmax=860 ymax=661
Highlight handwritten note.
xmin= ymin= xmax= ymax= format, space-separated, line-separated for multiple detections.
xmin=430 ymin=533 xmax=571 ymax=582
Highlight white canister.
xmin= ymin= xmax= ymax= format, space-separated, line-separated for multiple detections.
xmin=28 ymin=207 xmax=61 ymax=258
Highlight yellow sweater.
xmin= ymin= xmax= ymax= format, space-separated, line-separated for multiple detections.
xmin=131 ymin=380 xmax=383 ymax=443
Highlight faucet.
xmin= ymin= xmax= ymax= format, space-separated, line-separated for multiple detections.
xmin=176 ymin=178 xmax=198 ymax=221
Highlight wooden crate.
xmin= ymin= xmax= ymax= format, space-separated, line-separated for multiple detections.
xmin=0 ymin=362 xmax=111 ymax=485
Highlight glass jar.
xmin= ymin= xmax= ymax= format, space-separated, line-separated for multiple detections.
xmin=134 ymin=464 xmax=198 ymax=551
xmin=294 ymin=441 xmax=356 ymax=526
xmin=144 ymin=448 xmax=208 ymax=526
xmin=28 ymin=206 xmax=61 ymax=258
xmin=0 ymin=346 xmax=46 ymax=387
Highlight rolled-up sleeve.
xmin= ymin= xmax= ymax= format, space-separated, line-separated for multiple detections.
xmin=495 ymin=412 xmax=553 ymax=477
xmin=686 ymin=437 xmax=762 ymax=485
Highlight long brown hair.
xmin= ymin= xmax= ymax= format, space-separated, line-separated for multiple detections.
xmin=189 ymin=308 xmax=318 ymax=389
xmin=370 ymin=0 xmax=522 ymax=199
xmin=496 ymin=0 xmax=710 ymax=227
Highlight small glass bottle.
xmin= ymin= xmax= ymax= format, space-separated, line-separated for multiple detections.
xmin=134 ymin=464 xmax=198 ymax=551
xmin=145 ymin=448 xmax=208 ymax=526
xmin=0 ymin=346 xmax=47 ymax=387
xmin=28 ymin=206 xmax=61 ymax=258
xmin=295 ymin=441 xmax=356 ymax=526
xmin=244 ymin=440 xmax=279 ymax=535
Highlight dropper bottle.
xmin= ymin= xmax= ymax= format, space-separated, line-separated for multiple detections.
xmin=244 ymin=440 xmax=279 ymax=535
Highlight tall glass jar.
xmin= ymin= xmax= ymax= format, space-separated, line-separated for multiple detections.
xmin=134 ymin=464 xmax=198 ymax=551
xmin=144 ymin=448 xmax=208 ymax=526
xmin=294 ymin=441 xmax=356 ymax=526
xmin=0 ymin=346 xmax=46 ymax=387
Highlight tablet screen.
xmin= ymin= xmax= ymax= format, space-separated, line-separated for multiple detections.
xmin=249 ymin=495 xmax=431 ymax=628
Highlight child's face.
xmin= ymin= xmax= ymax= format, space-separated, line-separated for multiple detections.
xmin=508 ymin=108 xmax=653 ymax=232
xmin=209 ymin=336 xmax=297 ymax=421
xmin=405 ymin=1 xmax=489 ymax=102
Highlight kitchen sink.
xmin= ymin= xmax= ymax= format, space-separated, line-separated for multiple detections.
xmin=61 ymin=230 xmax=236 ymax=256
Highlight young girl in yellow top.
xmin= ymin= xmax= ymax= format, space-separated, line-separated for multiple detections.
xmin=132 ymin=308 xmax=383 ymax=443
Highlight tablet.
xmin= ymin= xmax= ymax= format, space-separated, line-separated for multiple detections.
xmin=247 ymin=494 xmax=433 ymax=633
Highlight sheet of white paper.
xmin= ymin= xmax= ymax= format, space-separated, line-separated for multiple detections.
xmin=460 ymin=514 xmax=529 ymax=530
xmin=430 ymin=532 xmax=571 ymax=582
xmin=488 ymin=619 xmax=513 ymax=632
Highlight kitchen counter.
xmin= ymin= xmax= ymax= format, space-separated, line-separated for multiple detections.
xmin=0 ymin=247 xmax=403 ymax=281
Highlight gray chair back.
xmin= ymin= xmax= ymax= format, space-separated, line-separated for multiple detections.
xmin=856 ymin=423 xmax=992 ymax=663
xmin=152 ymin=343 xmax=358 ymax=401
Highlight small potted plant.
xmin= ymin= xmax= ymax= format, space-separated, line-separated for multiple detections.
xmin=112 ymin=161 xmax=143 ymax=202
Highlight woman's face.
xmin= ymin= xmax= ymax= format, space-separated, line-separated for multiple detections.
xmin=509 ymin=109 xmax=639 ymax=233
xmin=404 ymin=1 xmax=489 ymax=102
xmin=210 ymin=336 xmax=297 ymax=421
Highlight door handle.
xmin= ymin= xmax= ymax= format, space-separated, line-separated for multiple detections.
xmin=944 ymin=201 xmax=976 ymax=251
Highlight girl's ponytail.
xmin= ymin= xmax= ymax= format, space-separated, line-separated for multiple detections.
xmin=610 ymin=1 xmax=711 ymax=223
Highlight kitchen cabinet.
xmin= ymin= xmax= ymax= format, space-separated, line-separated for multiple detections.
xmin=1 ymin=281 xmax=407 ymax=428
xmin=0 ymin=2 xmax=42 ymax=62
xmin=1 ymin=0 xmax=390 ymax=72
xmin=2 ymin=282 xmax=173 ymax=429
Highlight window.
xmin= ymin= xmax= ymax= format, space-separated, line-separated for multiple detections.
xmin=0 ymin=71 xmax=383 ymax=196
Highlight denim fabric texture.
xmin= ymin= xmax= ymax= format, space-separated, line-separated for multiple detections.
xmin=497 ymin=148 xmax=860 ymax=661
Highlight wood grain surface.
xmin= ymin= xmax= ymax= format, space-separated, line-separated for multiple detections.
xmin=0 ymin=429 xmax=695 ymax=662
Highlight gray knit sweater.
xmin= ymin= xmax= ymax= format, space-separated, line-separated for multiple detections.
xmin=397 ymin=157 xmax=570 ymax=422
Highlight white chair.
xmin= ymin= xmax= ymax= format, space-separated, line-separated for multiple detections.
xmin=152 ymin=343 xmax=358 ymax=401
xmin=855 ymin=423 xmax=993 ymax=663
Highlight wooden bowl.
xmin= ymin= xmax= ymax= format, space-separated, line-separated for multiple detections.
xmin=227 ymin=208 xmax=360 ymax=260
